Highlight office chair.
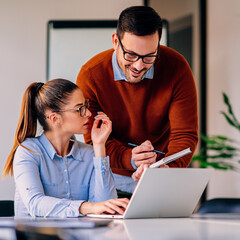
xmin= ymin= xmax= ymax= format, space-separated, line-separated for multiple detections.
xmin=197 ymin=198 xmax=240 ymax=214
xmin=0 ymin=200 xmax=14 ymax=216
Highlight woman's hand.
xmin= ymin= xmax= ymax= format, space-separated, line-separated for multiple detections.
xmin=91 ymin=112 xmax=112 ymax=158
xmin=79 ymin=198 xmax=129 ymax=215
xmin=91 ymin=112 xmax=112 ymax=145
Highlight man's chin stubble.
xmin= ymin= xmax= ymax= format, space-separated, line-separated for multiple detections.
xmin=125 ymin=70 xmax=145 ymax=84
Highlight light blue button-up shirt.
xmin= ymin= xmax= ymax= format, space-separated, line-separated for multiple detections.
xmin=110 ymin=51 xmax=154 ymax=192
xmin=112 ymin=50 xmax=154 ymax=170
xmin=13 ymin=133 xmax=117 ymax=218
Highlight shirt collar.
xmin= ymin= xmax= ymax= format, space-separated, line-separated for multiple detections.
xmin=68 ymin=136 xmax=82 ymax=160
xmin=39 ymin=133 xmax=81 ymax=161
xmin=39 ymin=133 xmax=56 ymax=160
xmin=112 ymin=50 xmax=154 ymax=82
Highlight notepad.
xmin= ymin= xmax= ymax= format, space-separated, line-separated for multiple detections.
xmin=149 ymin=147 xmax=192 ymax=168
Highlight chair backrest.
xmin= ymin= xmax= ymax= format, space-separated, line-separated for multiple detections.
xmin=0 ymin=200 xmax=14 ymax=217
xmin=197 ymin=198 xmax=240 ymax=214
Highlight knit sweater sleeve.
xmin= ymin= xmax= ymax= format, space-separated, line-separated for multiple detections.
xmin=166 ymin=57 xmax=198 ymax=168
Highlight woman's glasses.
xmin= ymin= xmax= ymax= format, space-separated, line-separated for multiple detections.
xmin=51 ymin=99 xmax=90 ymax=117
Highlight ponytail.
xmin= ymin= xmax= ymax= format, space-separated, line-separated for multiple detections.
xmin=3 ymin=79 xmax=78 ymax=178
xmin=3 ymin=82 xmax=42 ymax=177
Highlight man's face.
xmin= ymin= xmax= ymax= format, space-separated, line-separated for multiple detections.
xmin=112 ymin=31 xmax=159 ymax=84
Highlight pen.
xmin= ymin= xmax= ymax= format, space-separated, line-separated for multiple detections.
xmin=128 ymin=143 xmax=165 ymax=155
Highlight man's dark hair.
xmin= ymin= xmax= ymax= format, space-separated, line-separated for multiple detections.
xmin=117 ymin=6 xmax=162 ymax=40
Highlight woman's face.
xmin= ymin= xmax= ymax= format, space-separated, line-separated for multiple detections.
xmin=58 ymin=88 xmax=92 ymax=135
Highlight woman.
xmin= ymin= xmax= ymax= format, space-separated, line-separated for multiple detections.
xmin=3 ymin=79 xmax=129 ymax=217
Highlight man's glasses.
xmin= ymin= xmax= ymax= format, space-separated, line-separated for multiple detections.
xmin=52 ymin=99 xmax=90 ymax=117
xmin=117 ymin=36 xmax=158 ymax=64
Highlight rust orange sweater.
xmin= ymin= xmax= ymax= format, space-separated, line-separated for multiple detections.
xmin=77 ymin=46 xmax=198 ymax=177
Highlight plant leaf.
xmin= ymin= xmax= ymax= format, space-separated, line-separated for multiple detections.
xmin=223 ymin=93 xmax=233 ymax=114
xmin=221 ymin=111 xmax=239 ymax=129
xmin=222 ymin=92 xmax=240 ymax=128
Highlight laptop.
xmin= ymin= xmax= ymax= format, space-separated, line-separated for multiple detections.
xmin=87 ymin=168 xmax=213 ymax=219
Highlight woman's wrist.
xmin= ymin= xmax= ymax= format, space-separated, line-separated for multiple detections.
xmin=79 ymin=201 xmax=94 ymax=215
xmin=93 ymin=143 xmax=106 ymax=158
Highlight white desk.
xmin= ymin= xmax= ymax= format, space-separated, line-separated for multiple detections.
xmin=68 ymin=217 xmax=240 ymax=240
xmin=1 ymin=216 xmax=240 ymax=240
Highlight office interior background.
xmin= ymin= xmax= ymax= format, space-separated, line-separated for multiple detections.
xmin=0 ymin=0 xmax=240 ymax=201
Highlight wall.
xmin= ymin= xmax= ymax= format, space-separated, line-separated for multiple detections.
xmin=150 ymin=0 xmax=200 ymax=97
xmin=150 ymin=0 xmax=201 ymax=151
xmin=3 ymin=0 xmax=239 ymax=201
xmin=0 ymin=0 xmax=142 ymax=200
xmin=207 ymin=0 xmax=240 ymax=198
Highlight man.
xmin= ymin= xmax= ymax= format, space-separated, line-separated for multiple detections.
xmin=77 ymin=6 xmax=198 ymax=193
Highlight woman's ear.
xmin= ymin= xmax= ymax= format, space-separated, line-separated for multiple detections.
xmin=47 ymin=112 xmax=60 ymax=125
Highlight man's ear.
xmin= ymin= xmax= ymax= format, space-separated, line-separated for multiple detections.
xmin=112 ymin=33 xmax=118 ymax=50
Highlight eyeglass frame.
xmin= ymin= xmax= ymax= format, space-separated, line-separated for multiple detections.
xmin=117 ymin=36 xmax=159 ymax=64
xmin=50 ymin=99 xmax=90 ymax=117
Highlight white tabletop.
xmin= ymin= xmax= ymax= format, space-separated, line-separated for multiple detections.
xmin=68 ymin=217 xmax=240 ymax=240
xmin=1 ymin=215 xmax=240 ymax=240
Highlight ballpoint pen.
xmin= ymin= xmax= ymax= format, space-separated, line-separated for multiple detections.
xmin=128 ymin=143 xmax=165 ymax=155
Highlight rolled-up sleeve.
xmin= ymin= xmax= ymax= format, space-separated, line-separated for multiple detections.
xmin=14 ymin=145 xmax=83 ymax=218
xmin=89 ymin=156 xmax=117 ymax=202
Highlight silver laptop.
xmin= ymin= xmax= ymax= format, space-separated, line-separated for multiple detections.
xmin=88 ymin=168 xmax=213 ymax=219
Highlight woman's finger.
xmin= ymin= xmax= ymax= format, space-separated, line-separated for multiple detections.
xmin=101 ymin=199 xmax=128 ymax=215
xmin=92 ymin=117 xmax=101 ymax=129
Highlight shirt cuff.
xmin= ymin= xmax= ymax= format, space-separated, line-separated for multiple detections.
xmin=93 ymin=156 xmax=110 ymax=170
xmin=68 ymin=200 xmax=85 ymax=217
xmin=131 ymin=156 xmax=137 ymax=170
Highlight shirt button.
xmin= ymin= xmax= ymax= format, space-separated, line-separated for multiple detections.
xmin=64 ymin=169 xmax=67 ymax=172
xmin=66 ymin=180 xmax=68 ymax=184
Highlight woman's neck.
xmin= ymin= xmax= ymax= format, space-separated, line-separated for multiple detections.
xmin=44 ymin=131 xmax=72 ymax=157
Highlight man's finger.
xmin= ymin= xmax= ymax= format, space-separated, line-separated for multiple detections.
xmin=132 ymin=145 xmax=154 ymax=154
xmin=132 ymin=151 xmax=156 ymax=161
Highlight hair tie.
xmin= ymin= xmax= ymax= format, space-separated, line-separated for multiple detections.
xmin=35 ymin=82 xmax=44 ymax=93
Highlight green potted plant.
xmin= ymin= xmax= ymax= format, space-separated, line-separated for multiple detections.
xmin=192 ymin=93 xmax=240 ymax=172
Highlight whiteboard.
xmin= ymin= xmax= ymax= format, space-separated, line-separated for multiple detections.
xmin=47 ymin=20 xmax=168 ymax=82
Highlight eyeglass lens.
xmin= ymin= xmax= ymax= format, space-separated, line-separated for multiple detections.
xmin=124 ymin=53 xmax=157 ymax=64
xmin=118 ymin=36 xmax=157 ymax=64
xmin=79 ymin=100 xmax=89 ymax=117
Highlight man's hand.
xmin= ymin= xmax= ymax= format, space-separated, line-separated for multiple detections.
xmin=132 ymin=163 xmax=170 ymax=182
xmin=132 ymin=140 xmax=157 ymax=168
xmin=132 ymin=163 xmax=149 ymax=182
